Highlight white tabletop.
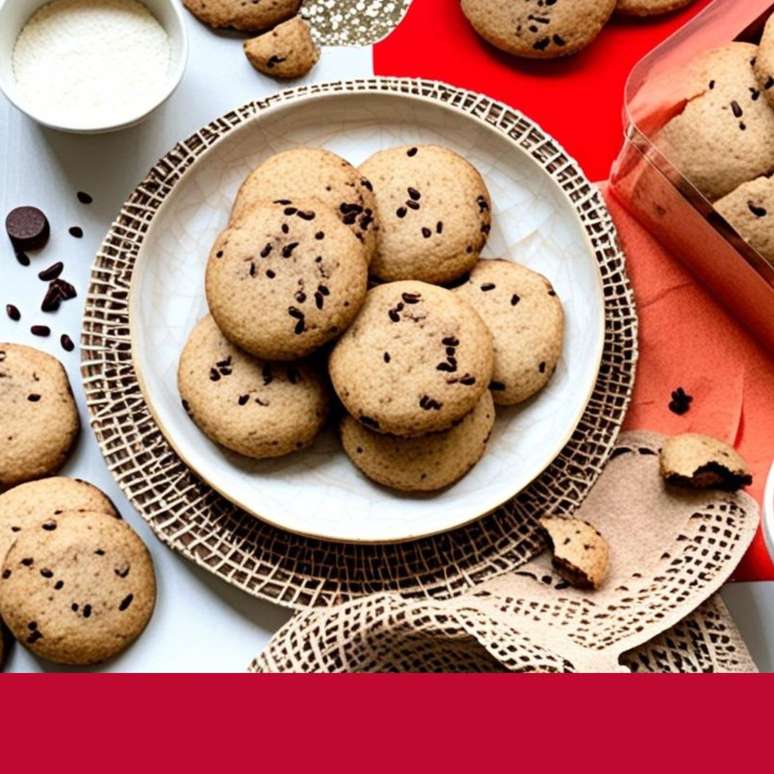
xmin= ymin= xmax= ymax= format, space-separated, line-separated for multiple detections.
xmin=2 ymin=5 xmax=772 ymax=673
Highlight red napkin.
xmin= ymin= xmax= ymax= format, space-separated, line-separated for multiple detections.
xmin=604 ymin=186 xmax=774 ymax=581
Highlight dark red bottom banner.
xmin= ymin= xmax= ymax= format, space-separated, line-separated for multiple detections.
xmin=0 ymin=674 xmax=767 ymax=767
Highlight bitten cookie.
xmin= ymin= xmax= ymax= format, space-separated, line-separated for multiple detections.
xmin=658 ymin=43 xmax=774 ymax=201
xmin=453 ymin=259 xmax=564 ymax=405
xmin=0 ymin=477 xmax=117 ymax=566
xmin=715 ymin=175 xmax=774 ymax=264
xmin=0 ymin=511 xmax=156 ymax=665
xmin=206 ymin=199 xmax=367 ymax=360
xmin=359 ymin=145 xmax=491 ymax=284
xmin=754 ymin=14 xmax=774 ymax=108
xmin=0 ymin=344 xmax=80 ymax=488
xmin=178 ymin=315 xmax=329 ymax=459
xmin=540 ymin=516 xmax=609 ymax=590
xmin=460 ymin=0 xmax=616 ymax=59
xmin=616 ymin=0 xmax=693 ymax=16
xmin=244 ymin=16 xmax=319 ymax=79
xmin=329 ymin=281 xmax=494 ymax=436
xmin=341 ymin=391 xmax=495 ymax=492
xmin=231 ymin=148 xmax=378 ymax=263
xmin=659 ymin=433 xmax=752 ymax=491
xmin=183 ymin=0 xmax=300 ymax=31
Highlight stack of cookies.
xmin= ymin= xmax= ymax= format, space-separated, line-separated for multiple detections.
xmin=180 ymin=143 xmax=565 ymax=493
xmin=656 ymin=14 xmax=774 ymax=266
xmin=0 ymin=344 xmax=156 ymax=667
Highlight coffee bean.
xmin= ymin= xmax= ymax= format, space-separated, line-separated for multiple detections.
xmin=31 ymin=325 xmax=50 ymax=337
xmin=6 ymin=206 xmax=50 ymax=251
xmin=60 ymin=334 xmax=75 ymax=352
xmin=77 ymin=191 xmax=93 ymax=204
xmin=6 ymin=304 xmax=20 ymax=321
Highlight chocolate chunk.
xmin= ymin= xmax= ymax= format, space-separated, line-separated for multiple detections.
xmin=6 ymin=207 xmax=50 ymax=251
xmin=480 ymin=283 xmax=495 ymax=291
xmin=668 ymin=386 xmax=693 ymax=415
xmin=77 ymin=191 xmax=93 ymax=204
xmin=38 ymin=261 xmax=64 ymax=281
xmin=30 ymin=325 xmax=50 ymax=337
xmin=510 ymin=294 xmax=520 ymax=305
xmin=6 ymin=304 xmax=20 ymax=321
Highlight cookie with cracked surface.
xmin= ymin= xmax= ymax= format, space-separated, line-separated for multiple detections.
xmin=329 ymin=281 xmax=494 ymax=437
xmin=657 ymin=43 xmax=774 ymax=201
xmin=540 ymin=516 xmax=609 ymax=590
xmin=755 ymin=14 xmax=774 ymax=108
xmin=0 ymin=344 xmax=80 ymax=489
xmin=715 ymin=174 xmax=774 ymax=264
xmin=0 ymin=511 xmax=156 ymax=665
xmin=0 ymin=477 xmax=117 ymax=567
xmin=206 ymin=199 xmax=367 ymax=360
xmin=244 ymin=16 xmax=319 ymax=80
xmin=231 ymin=148 xmax=377 ymax=264
xmin=460 ymin=0 xmax=616 ymax=59
xmin=183 ymin=0 xmax=300 ymax=31
xmin=178 ymin=315 xmax=329 ymax=459
xmin=341 ymin=390 xmax=495 ymax=492
xmin=453 ymin=259 xmax=564 ymax=405
xmin=358 ymin=144 xmax=491 ymax=283
xmin=616 ymin=0 xmax=693 ymax=16
xmin=659 ymin=433 xmax=752 ymax=491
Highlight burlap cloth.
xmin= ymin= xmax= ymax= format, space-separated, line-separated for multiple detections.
xmin=251 ymin=431 xmax=759 ymax=672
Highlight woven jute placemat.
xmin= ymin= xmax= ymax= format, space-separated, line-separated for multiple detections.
xmin=81 ymin=78 xmax=637 ymax=610
xmin=250 ymin=432 xmax=760 ymax=672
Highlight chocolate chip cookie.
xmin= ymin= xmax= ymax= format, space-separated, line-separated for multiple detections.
xmin=244 ymin=16 xmax=319 ymax=79
xmin=206 ymin=199 xmax=368 ymax=360
xmin=183 ymin=0 xmax=300 ymax=31
xmin=329 ymin=281 xmax=494 ymax=436
xmin=359 ymin=144 xmax=491 ymax=283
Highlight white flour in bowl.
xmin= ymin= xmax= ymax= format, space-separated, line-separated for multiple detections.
xmin=13 ymin=0 xmax=171 ymax=128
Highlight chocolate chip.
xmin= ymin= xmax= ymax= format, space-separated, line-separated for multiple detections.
xmin=38 ymin=261 xmax=63 ymax=281
xmin=533 ymin=37 xmax=550 ymax=51
xmin=553 ymin=34 xmax=565 ymax=46
xmin=115 ymin=564 xmax=130 ymax=578
xmin=361 ymin=178 xmax=373 ymax=191
xmin=281 ymin=224 xmax=289 ymax=234
xmin=71 ymin=603 xmax=79 ymax=612
xmin=68 ymin=226 xmax=83 ymax=239
xmin=296 ymin=210 xmax=315 ymax=221
xmin=750 ymin=87 xmax=760 ymax=101
xmin=83 ymin=604 xmax=92 ymax=618
xmin=407 ymin=187 xmax=421 ymax=201
xmin=283 ymin=207 xmax=297 ymax=216
xmin=360 ymin=415 xmax=380 ymax=429
xmin=27 ymin=394 xmax=41 ymax=402
xmin=266 ymin=269 xmax=276 ymax=279
xmin=476 ymin=196 xmax=489 ymax=213
xmin=6 ymin=304 xmax=20 ymax=321
xmin=730 ymin=100 xmax=743 ymax=118
xmin=6 ymin=206 xmax=50 ymax=251
xmin=27 ymin=630 xmax=43 ymax=644
xmin=77 ymin=191 xmax=93 ymax=204
xmin=767 ymin=77 xmax=774 ymax=90
xmin=267 ymin=55 xmax=287 ymax=68
xmin=421 ymin=227 xmax=431 ymax=238
xmin=30 ymin=325 xmax=50 ymax=337
xmin=407 ymin=147 xmax=418 ymax=157
xmin=314 ymin=291 xmax=324 ymax=309
xmin=406 ymin=200 xmax=420 ymax=211
xmin=511 ymin=294 xmax=520 ymax=305
xmin=60 ymin=334 xmax=75 ymax=352
xmin=42 ymin=284 xmax=63 ymax=312
xmin=118 ymin=594 xmax=134 ymax=611
xmin=419 ymin=395 xmax=442 ymax=411
xmin=15 ymin=251 xmax=30 ymax=266
xmin=21 ymin=558 xmax=34 ymax=567
xmin=481 ymin=283 xmax=495 ymax=291
xmin=54 ymin=580 xmax=64 ymax=590
xmin=489 ymin=381 xmax=506 ymax=391
xmin=273 ymin=199 xmax=291 ymax=205
xmin=708 ymin=80 xmax=715 ymax=90
xmin=396 ymin=207 xmax=407 ymax=218
xmin=261 ymin=243 xmax=273 ymax=258
xmin=442 ymin=336 xmax=459 ymax=347
xmin=282 ymin=242 xmax=299 ymax=257
xmin=747 ymin=201 xmax=767 ymax=217
xmin=209 ymin=368 xmax=220 ymax=382
xmin=42 ymin=520 xmax=57 ymax=531
xmin=215 ymin=250 xmax=224 ymax=258
xmin=538 ymin=362 xmax=546 ymax=373
xmin=401 ymin=292 xmax=421 ymax=304
xmin=388 ymin=308 xmax=400 ymax=322
xmin=383 ymin=352 xmax=390 ymax=363
xmin=295 ymin=290 xmax=307 ymax=303
xmin=668 ymin=386 xmax=693 ymax=415
xmin=2 ymin=570 xmax=10 ymax=579
xmin=436 ymin=221 xmax=443 ymax=234
xmin=40 ymin=568 xmax=53 ymax=578
xmin=315 ymin=231 xmax=324 ymax=240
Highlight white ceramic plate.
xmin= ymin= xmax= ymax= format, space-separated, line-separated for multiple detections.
xmin=129 ymin=88 xmax=605 ymax=543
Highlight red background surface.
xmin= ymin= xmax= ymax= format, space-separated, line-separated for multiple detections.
xmin=375 ymin=0 xmax=773 ymax=581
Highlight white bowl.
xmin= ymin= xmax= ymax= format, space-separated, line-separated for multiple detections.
xmin=0 ymin=0 xmax=188 ymax=133
xmin=128 ymin=87 xmax=607 ymax=543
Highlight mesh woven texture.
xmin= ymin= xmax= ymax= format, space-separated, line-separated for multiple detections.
xmin=81 ymin=78 xmax=637 ymax=610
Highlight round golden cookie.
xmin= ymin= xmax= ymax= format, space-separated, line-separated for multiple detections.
xmin=460 ymin=0 xmax=616 ymax=59
xmin=341 ymin=391 xmax=495 ymax=492
xmin=244 ymin=17 xmax=320 ymax=80
xmin=206 ymin=199 xmax=367 ymax=360
xmin=616 ymin=0 xmax=693 ymax=16
xmin=715 ymin=174 xmax=774 ymax=264
xmin=0 ymin=344 xmax=80 ymax=489
xmin=329 ymin=281 xmax=494 ymax=437
xmin=658 ymin=43 xmax=774 ymax=201
xmin=453 ymin=259 xmax=564 ymax=405
xmin=230 ymin=148 xmax=377 ymax=264
xmin=358 ymin=144 xmax=491 ymax=283
xmin=178 ymin=315 xmax=330 ymax=459
xmin=0 ymin=511 xmax=156 ymax=666
xmin=0 ymin=477 xmax=117 ymax=567
xmin=755 ymin=14 xmax=774 ymax=108
xmin=182 ymin=0 xmax=300 ymax=31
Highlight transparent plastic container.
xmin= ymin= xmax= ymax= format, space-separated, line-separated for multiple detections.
xmin=610 ymin=0 xmax=774 ymax=353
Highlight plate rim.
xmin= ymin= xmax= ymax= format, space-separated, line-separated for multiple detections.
xmin=125 ymin=82 xmax=607 ymax=543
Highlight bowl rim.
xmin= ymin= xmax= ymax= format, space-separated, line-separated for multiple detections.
xmin=124 ymin=83 xmax=608 ymax=544
xmin=0 ymin=0 xmax=189 ymax=134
